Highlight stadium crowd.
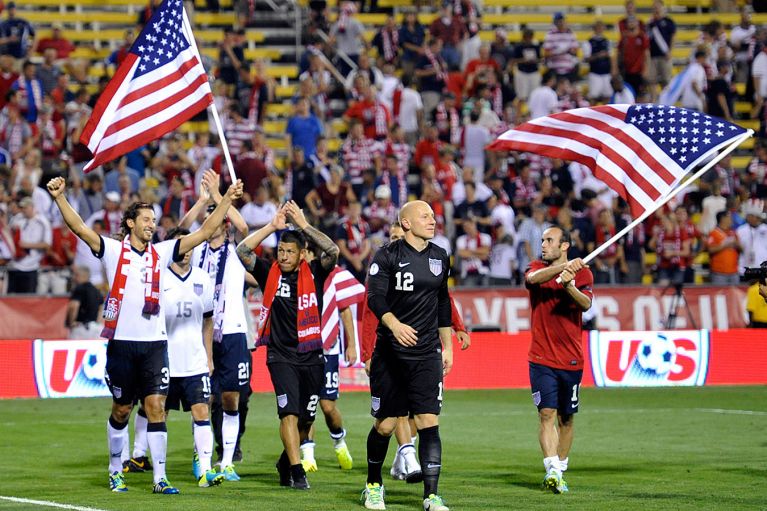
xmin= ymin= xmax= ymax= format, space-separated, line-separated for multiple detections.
xmin=0 ymin=0 xmax=766 ymax=299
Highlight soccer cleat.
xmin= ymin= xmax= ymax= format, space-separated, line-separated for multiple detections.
xmin=152 ymin=478 xmax=180 ymax=494
xmin=301 ymin=457 xmax=318 ymax=473
xmin=109 ymin=471 xmax=128 ymax=492
xmin=276 ymin=457 xmax=292 ymax=487
xmin=361 ymin=483 xmax=386 ymax=510
xmin=403 ymin=454 xmax=423 ymax=484
xmin=390 ymin=457 xmax=405 ymax=480
xmin=233 ymin=446 xmax=243 ymax=463
xmin=291 ymin=470 xmax=310 ymax=490
xmin=198 ymin=468 xmax=225 ymax=488
xmin=543 ymin=470 xmax=563 ymax=494
xmin=423 ymin=494 xmax=449 ymax=511
xmin=335 ymin=443 xmax=354 ymax=470
xmin=192 ymin=452 xmax=202 ymax=479
xmin=220 ymin=464 xmax=241 ymax=482
xmin=123 ymin=456 xmax=152 ymax=473
xmin=557 ymin=477 xmax=569 ymax=494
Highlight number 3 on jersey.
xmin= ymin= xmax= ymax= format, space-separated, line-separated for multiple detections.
xmin=395 ymin=271 xmax=414 ymax=291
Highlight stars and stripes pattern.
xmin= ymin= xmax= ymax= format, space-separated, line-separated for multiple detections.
xmin=81 ymin=0 xmax=212 ymax=172
xmin=321 ymin=267 xmax=366 ymax=353
xmin=488 ymin=104 xmax=748 ymax=217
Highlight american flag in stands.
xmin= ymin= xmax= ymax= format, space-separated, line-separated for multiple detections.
xmin=80 ymin=0 xmax=212 ymax=172
xmin=488 ymin=104 xmax=748 ymax=217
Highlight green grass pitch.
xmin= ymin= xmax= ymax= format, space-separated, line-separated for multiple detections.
xmin=0 ymin=386 xmax=765 ymax=511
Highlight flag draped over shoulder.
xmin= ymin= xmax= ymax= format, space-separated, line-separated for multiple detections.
xmin=487 ymin=104 xmax=747 ymax=217
xmin=321 ymin=267 xmax=366 ymax=352
xmin=80 ymin=0 xmax=212 ymax=172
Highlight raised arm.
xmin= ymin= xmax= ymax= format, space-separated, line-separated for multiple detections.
xmin=526 ymin=261 xmax=568 ymax=285
xmin=177 ymin=180 xmax=243 ymax=255
xmin=236 ymin=205 xmax=287 ymax=272
xmin=284 ymin=200 xmax=339 ymax=270
xmin=46 ymin=177 xmax=101 ymax=253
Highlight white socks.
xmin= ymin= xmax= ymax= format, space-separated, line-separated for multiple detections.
xmin=146 ymin=423 xmax=168 ymax=484
xmin=544 ymin=455 xmax=562 ymax=474
xmin=220 ymin=411 xmax=239 ymax=468
xmin=133 ymin=411 xmax=149 ymax=458
xmin=560 ymin=456 xmax=569 ymax=473
xmin=193 ymin=420 xmax=214 ymax=473
xmin=300 ymin=441 xmax=316 ymax=461
xmin=107 ymin=417 xmax=127 ymax=474
xmin=330 ymin=428 xmax=346 ymax=448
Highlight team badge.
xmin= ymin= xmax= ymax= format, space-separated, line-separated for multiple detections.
xmin=429 ymin=258 xmax=442 ymax=276
xmin=371 ymin=396 xmax=381 ymax=412
xmin=532 ymin=391 xmax=541 ymax=407
xmin=103 ymin=296 xmax=120 ymax=321
xmin=193 ymin=283 xmax=203 ymax=296
xmin=112 ymin=385 xmax=122 ymax=399
xmin=369 ymin=263 xmax=379 ymax=276
xmin=277 ymin=394 xmax=288 ymax=408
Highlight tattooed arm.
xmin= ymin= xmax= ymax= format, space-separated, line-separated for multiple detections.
xmin=283 ymin=200 xmax=339 ymax=270
xmin=236 ymin=205 xmax=287 ymax=271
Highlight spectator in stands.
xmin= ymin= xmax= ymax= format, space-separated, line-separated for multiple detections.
xmin=106 ymin=29 xmax=135 ymax=67
xmin=746 ymin=280 xmax=767 ymax=328
xmin=13 ymin=61 xmax=43 ymax=123
xmin=416 ymin=37 xmax=449 ymax=117
xmin=329 ymin=1 xmax=367 ymax=77
xmin=736 ymin=199 xmax=767 ymax=274
xmin=461 ymin=110 xmax=492 ymax=182
xmin=372 ymin=14 xmax=401 ymax=66
xmin=137 ymin=0 xmax=162 ymax=28
xmin=0 ymin=206 xmax=15 ymax=270
xmin=85 ymin=190 xmax=123 ymax=236
xmin=340 ymin=119 xmax=380 ymax=196
xmin=434 ymin=91 xmax=461 ymax=145
xmin=517 ymin=204 xmax=551 ymax=273
xmin=453 ymin=165 xmax=491 ymax=207
xmin=456 ymin=217 xmax=491 ymax=286
xmin=391 ymin=75 xmax=423 ymax=146
xmin=39 ymin=220 xmax=76 ymax=295
xmin=465 ymin=44 xmax=500 ymax=94
xmin=241 ymin=184 xmax=278 ymax=230
xmin=345 ymin=52 xmax=384 ymax=91
xmin=707 ymin=211 xmax=742 ymax=285
xmin=681 ymin=49 xmax=708 ymax=111
xmin=336 ymin=200 xmax=370 ymax=282
xmin=730 ymin=5 xmax=755 ymax=83
xmin=286 ymin=146 xmax=314 ymax=208
xmin=399 ymin=11 xmax=425 ymax=75
xmin=488 ymin=222 xmax=515 ymax=286
xmin=511 ymin=28 xmax=541 ymax=102
xmin=528 ymin=71 xmax=558 ymax=120
xmin=454 ymin=181 xmax=491 ymax=235
xmin=650 ymin=211 xmax=690 ymax=286
xmin=609 ymin=74 xmax=636 ymax=104
xmin=306 ymin=135 xmax=331 ymax=184
xmin=706 ymin=60 xmax=735 ymax=122
xmin=73 ymin=219 xmax=106 ymax=291
xmin=285 ymin=97 xmax=323 ymax=160
xmin=36 ymin=49 xmax=60 ymax=95
xmin=490 ymin=29 xmax=514 ymax=71
xmin=0 ymin=54 xmax=17 ymax=110
xmin=67 ymin=266 xmax=103 ymax=339
xmin=344 ymin=83 xmax=391 ymax=141
xmin=583 ymin=21 xmax=613 ymax=103
xmin=36 ymin=23 xmax=74 ymax=60
xmin=699 ymin=182 xmax=728 ymax=235
xmin=510 ymin=161 xmax=538 ymax=215
xmin=223 ymin=103 xmax=254 ymax=159
xmin=305 ymin=164 xmax=355 ymax=235
xmin=235 ymin=139 xmax=269 ymax=200
xmin=429 ymin=4 xmax=466 ymax=69
xmin=1 ymin=104 xmax=32 ymax=162
xmin=160 ymin=176 xmax=191 ymax=221
xmin=36 ymin=105 xmax=64 ymax=161
xmin=218 ymin=26 xmax=244 ymax=92
xmin=298 ymin=52 xmax=331 ymax=117
xmin=618 ymin=17 xmax=650 ymax=100
xmin=591 ymin=209 xmax=626 ymax=284
xmin=0 ymin=2 xmax=35 ymax=59
xmin=543 ymin=12 xmax=579 ymax=82
xmin=618 ymin=0 xmax=646 ymax=35
xmin=646 ymin=0 xmax=676 ymax=102
xmin=7 ymin=196 xmax=50 ymax=294
xmin=364 ymin=184 xmax=397 ymax=244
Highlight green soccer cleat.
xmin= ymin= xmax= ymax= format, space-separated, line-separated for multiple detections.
xmin=109 ymin=471 xmax=127 ymax=493
xmin=301 ymin=457 xmax=318 ymax=473
xmin=335 ymin=443 xmax=353 ymax=470
xmin=557 ymin=476 xmax=569 ymax=494
xmin=198 ymin=468 xmax=225 ymax=488
xmin=543 ymin=470 xmax=563 ymax=494
xmin=152 ymin=478 xmax=180 ymax=495
xmin=220 ymin=464 xmax=241 ymax=482
xmin=123 ymin=456 xmax=152 ymax=473
xmin=423 ymin=494 xmax=449 ymax=511
xmin=192 ymin=452 xmax=202 ymax=479
xmin=361 ymin=483 xmax=385 ymax=510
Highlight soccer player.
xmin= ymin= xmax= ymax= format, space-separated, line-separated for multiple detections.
xmin=362 ymin=201 xmax=453 ymax=511
xmin=300 ymin=243 xmax=365 ymax=472
xmin=179 ymin=170 xmax=250 ymax=482
xmin=360 ymin=221 xmax=470 ymax=486
xmin=160 ymin=227 xmax=225 ymax=488
xmin=236 ymin=200 xmax=339 ymax=490
xmin=524 ymin=226 xmax=593 ymax=494
xmin=46 ymin=175 xmax=242 ymax=494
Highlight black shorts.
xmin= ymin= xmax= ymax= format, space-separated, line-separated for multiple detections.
xmin=320 ymin=354 xmax=340 ymax=401
xmin=369 ymin=352 xmax=443 ymax=419
xmin=212 ymin=333 xmax=251 ymax=393
xmin=529 ymin=362 xmax=583 ymax=416
xmin=104 ymin=339 xmax=169 ymax=405
xmin=165 ymin=373 xmax=211 ymax=412
xmin=268 ymin=362 xmax=323 ymax=421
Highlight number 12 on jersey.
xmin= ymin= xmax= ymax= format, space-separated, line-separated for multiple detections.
xmin=395 ymin=271 xmax=414 ymax=292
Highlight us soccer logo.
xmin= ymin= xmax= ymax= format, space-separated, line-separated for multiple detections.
xmin=429 ymin=258 xmax=442 ymax=276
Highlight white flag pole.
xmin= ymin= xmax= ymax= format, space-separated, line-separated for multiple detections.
xmin=208 ymin=104 xmax=238 ymax=184
xmin=558 ymin=129 xmax=753 ymax=281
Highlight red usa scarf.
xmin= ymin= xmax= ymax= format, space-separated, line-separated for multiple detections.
xmin=392 ymin=85 xmax=403 ymax=121
xmin=101 ymin=236 xmax=161 ymax=339
xmin=425 ymin=48 xmax=447 ymax=82
xmin=435 ymin=103 xmax=461 ymax=145
xmin=257 ymin=260 xmax=322 ymax=352
xmin=374 ymin=102 xmax=388 ymax=138
xmin=343 ymin=218 xmax=367 ymax=252
xmin=382 ymin=27 xmax=399 ymax=62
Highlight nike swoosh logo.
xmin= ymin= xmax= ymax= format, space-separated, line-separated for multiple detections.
xmin=572 ymin=403 xmax=578 ymax=408
xmin=159 ymin=385 xmax=169 ymax=390
xmin=398 ymin=262 xmax=410 ymax=267
xmin=238 ymin=380 xmax=248 ymax=386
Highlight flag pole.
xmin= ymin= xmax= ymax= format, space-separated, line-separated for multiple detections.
xmin=559 ymin=129 xmax=753 ymax=281
xmin=208 ymin=104 xmax=238 ymax=184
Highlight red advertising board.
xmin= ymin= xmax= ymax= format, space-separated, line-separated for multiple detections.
xmin=1 ymin=330 xmax=764 ymax=399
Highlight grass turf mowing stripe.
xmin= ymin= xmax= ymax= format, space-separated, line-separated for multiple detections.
xmin=0 ymin=496 xmax=110 ymax=511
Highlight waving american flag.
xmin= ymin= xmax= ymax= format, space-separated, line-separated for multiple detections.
xmin=488 ymin=104 xmax=747 ymax=217
xmin=81 ymin=0 xmax=212 ymax=172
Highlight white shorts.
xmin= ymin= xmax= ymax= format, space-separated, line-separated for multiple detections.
xmin=514 ymin=71 xmax=541 ymax=101
xmin=587 ymin=73 xmax=613 ymax=100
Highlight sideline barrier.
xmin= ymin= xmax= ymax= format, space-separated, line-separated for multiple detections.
xmin=2 ymin=330 xmax=765 ymax=399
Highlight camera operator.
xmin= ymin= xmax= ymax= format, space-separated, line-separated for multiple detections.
xmin=744 ymin=262 xmax=767 ymax=327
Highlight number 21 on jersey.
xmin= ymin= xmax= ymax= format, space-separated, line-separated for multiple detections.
xmin=395 ymin=271 xmax=413 ymax=292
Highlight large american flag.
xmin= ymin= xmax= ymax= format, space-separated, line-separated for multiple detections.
xmin=321 ymin=267 xmax=365 ymax=353
xmin=80 ymin=0 xmax=212 ymax=172
xmin=488 ymin=104 xmax=747 ymax=217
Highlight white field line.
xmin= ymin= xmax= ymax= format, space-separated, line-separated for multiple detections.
xmin=0 ymin=496 xmax=109 ymax=511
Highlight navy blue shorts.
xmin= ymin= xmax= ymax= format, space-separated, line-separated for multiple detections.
xmin=320 ymin=354 xmax=340 ymax=401
xmin=104 ymin=340 xmax=169 ymax=405
xmin=267 ymin=362 xmax=323 ymax=420
xmin=212 ymin=333 xmax=251 ymax=393
xmin=369 ymin=352 xmax=443 ymax=419
xmin=165 ymin=373 xmax=211 ymax=412
xmin=529 ymin=362 xmax=583 ymax=416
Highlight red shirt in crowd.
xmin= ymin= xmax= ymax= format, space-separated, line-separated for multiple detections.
xmin=344 ymin=99 xmax=391 ymax=140
xmin=619 ymin=31 xmax=650 ymax=74
xmin=525 ymin=260 xmax=594 ymax=370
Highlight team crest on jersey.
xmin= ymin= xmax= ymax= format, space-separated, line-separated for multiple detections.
xmin=193 ymin=283 xmax=203 ymax=296
xmin=371 ymin=396 xmax=381 ymax=412
xmin=429 ymin=258 xmax=442 ymax=276
xmin=103 ymin=296 xmax=120 ymax=320
xmin=277 ymin=394 xmax=288 ymax=408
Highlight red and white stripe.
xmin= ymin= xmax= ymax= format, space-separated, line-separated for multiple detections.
xmin=321 ymin=266 xmax=365 ymax=354
xmin=488 ymin=104 xmax=686 ymax=217
xmin=81 ymin=8 xmax=212 ymax=172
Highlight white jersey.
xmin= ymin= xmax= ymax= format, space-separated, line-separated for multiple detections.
xmin=98 ymin=236 xmax=178 ymax=341
xmin=192 ymin=241 xmax=247 ymax=334
xmin=162 ymin=265 xmax=214 ymax=377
